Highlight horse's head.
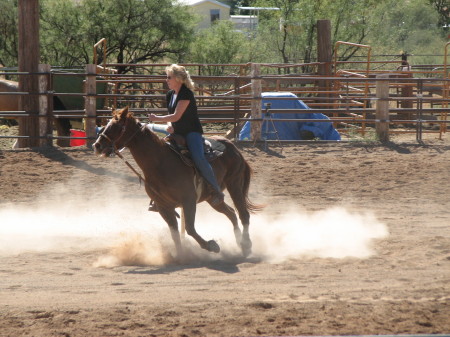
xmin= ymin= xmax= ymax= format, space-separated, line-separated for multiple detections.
xmin=93 ymin=106 xmax=137 ymax=157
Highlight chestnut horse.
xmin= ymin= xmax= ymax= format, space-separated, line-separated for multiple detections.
xmin=93 ymin=107 xmax=262 ymax=257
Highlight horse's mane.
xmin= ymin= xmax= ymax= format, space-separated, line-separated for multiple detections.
xmin=141 ymin=123 xmax=166 ymax=146
xmin=113 ymin=108 xmax=166 ymax=146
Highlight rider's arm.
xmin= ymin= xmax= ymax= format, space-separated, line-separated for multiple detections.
xmin=148 ymin=100 xmax=189 ymax=123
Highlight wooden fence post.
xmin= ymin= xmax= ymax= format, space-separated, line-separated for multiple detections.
xmin=38 ymin=64 xmax=52 ymax=147
xmin=18 ymin=0 xmax=40 ymax=148
xmin=317 ymin=19 xmax=332 ymax=107
xmin=85 ymin=64 xmax=97 ymax=148
xmin=401 ymin=72 xmax=413 ymax=120
xmin=250 ymin=63 xmax=262 ymax=141
xmin=376 ymin=74 xmax=390 ymax=142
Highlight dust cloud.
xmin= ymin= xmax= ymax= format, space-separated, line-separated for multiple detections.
xmin=250 ymin=206 xmax=389 ymax=262
xmin=0 ymin=191 xmax=388 ymax=265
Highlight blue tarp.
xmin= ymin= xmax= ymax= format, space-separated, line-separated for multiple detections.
xmin=239 ymin=92 xmax=341 ymax=141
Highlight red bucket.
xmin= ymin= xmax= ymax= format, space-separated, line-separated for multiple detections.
xmin=70 ymin=129 xmax=86 ymax=147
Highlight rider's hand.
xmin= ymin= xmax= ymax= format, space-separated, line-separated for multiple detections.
xmin=148 ymin=113 xmax=157 ymax=122
xmin=167 ymin=126 xmax=174 ymax=134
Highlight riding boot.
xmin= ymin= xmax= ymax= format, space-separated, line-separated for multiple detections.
xmin=210 ymin=191 xmax=225 ymax=206
xmin=148 ymin=200 xmax=159 ymax=212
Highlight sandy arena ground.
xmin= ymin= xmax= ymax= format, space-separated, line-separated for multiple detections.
xmin=0 ymin=128 xmax=449 ymax=337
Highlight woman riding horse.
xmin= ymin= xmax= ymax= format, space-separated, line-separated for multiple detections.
xmin=147 ymin=64 xmax=225 ymax=207
xmin=93 ymin=106 xmax=261 ymax=256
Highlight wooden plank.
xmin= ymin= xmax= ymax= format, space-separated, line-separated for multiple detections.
xmin=250 ymin=63 xmax=262 ymax=141
xmin=375 ymin=74 xmax=390 ymax=142
xmin=18 ymin=0 xmax=40 ymax=147
xmin=38 ymin=64 xmax=52 ymax=147
xmin=85 ymin=64 xmax=97 ymax=148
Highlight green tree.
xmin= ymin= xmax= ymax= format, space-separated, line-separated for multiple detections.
xmin=250 ymin=0 xmax=382 ymax=64
xmin=366 ymin=0 xmax=446 ymax=65
xmin=185 ymin=20 xmax=254 ymax=74
xmin=249 ymin=0 xmax=307 ymax=63
xmin=0 ymin=0 xmax=18 ymax=67
xmin=1 ymin=0 xmax=196 ymax=71
xmin=429 ymin=0 xmax=449 ymax=33
xmin=1 ymin=0 xmax=446 ymax=70
xmin=76 ymin=0 xmax=196 ymax=73
xmin=40 ymin=0 xmax=90 ymax=67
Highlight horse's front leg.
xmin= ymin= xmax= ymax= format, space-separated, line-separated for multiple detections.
xmin=183 ymin=201 xmax=220 ymax=253
xmin=158 ymin=208 xmax=183 ymax=257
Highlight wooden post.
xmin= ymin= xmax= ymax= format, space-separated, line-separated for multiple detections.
xmin=375 ymin=74 xmax=390 ymax=142
xmin=85 ymin=64 xmax=97 ymax=148
xmin=38 ymin=64 xmax=52 ymax=147
xmin=18 ymin=0 xmax=40 ymax=147
xmin=401 ymin=72 xmax=413 ymax=120
xmin=317 ymin=19 xmax=332 ymax=107
xmin=250 ymin=63 xmax=262 ymax=141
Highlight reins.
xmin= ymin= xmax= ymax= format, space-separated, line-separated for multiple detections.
xmin=114 ymin=149 xmax=146 ymax=185
xmin=99 ymin=121 xmax=146 ymax=184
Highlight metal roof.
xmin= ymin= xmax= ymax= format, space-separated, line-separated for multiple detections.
xmin=183 ymin=0 xmax=230 ymax=8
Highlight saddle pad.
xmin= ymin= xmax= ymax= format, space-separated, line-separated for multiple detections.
xmin=206 ymin=137 xmax=226 ymax=153
xmin=167 ymin=137 xmax=225 ymax=167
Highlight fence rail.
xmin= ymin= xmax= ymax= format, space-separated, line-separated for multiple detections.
xmin=1 ymin=62 xmax=449 ymax=147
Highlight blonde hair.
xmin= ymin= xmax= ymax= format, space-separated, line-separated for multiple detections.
xmin=166 ymin=64 xmax=195 ymax=90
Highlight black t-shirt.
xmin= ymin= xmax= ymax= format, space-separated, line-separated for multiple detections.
xmin=166 ymin=84 xmax=203 ymax=136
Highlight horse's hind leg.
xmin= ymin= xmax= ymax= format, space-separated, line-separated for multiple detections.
xmin=210 ymin=201 xmax=243 ymax=248
xmin=241 ymin=223 xmax=252 ymax=257
xmin=224 ymin=186 xmax=252 ymax=257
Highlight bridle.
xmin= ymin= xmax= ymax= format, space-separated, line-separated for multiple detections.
xmin=98 ymin=118 xmax=147 ymax=184
xmin=99 ymin=118 xmax=140 ymax=152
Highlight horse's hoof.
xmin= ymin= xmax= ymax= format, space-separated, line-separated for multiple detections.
xmin=241 ymin=239 xmax=252 ymax=257
xmin=207 ymin=240 xmax=220 ymax=253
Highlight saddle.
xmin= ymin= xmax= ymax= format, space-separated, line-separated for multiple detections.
xmin=165 ymin=133 xmax=226 ymax=167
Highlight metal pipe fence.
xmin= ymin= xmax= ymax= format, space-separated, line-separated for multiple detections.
xmin=1 ymin=63 xmax=449 ymax=147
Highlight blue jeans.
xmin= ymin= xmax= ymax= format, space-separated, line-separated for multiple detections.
xmin=186 ymin=132 xmax=221 ymax=193
xmin=146 ymin=123 xmax=169 ymax=135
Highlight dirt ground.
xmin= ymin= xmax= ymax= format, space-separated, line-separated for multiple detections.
xmin=0 ymin=126 xmax=449 ymax=337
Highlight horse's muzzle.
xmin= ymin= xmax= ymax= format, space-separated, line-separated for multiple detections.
xmin=93 ymin=141 xmax=114 ymax=157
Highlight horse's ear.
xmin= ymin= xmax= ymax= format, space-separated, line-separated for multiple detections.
xmin=111 ymin=108 xmax=121 ymax=120
xmin=126 ymin=107 xmax=134 ymax=119
xmin=118 ymin=106 xmax=134 ymax=120
xmin=119 ymin=107 xmax=129 ymax=120
xmin=111 ymin=107 xmax=132 ymax=122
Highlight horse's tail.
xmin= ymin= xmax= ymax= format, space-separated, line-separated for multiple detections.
xmin=241 ymin=156 xmax=266 ymax=214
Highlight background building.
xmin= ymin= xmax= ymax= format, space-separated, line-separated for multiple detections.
xmin=184 ymin=0 xmax=231 ymax=30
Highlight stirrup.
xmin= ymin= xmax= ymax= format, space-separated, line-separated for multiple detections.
xmin=148 ymin=201 xmax=159 ymax=212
